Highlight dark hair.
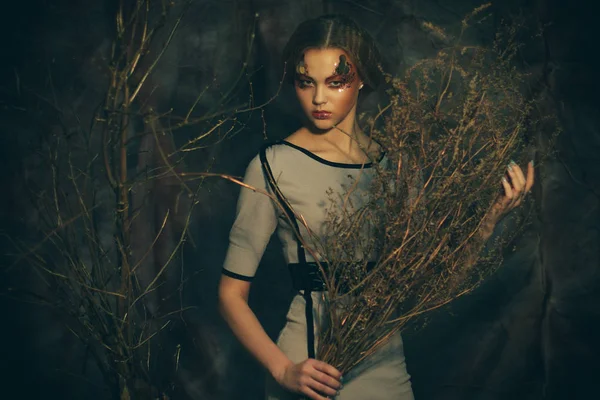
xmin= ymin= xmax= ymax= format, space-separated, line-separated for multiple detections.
xmin=282 ymin=14 xmax=383 ymax=91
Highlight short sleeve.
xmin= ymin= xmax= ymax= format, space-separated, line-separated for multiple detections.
xmin=222 ymin=152 xmax=278 ymax=281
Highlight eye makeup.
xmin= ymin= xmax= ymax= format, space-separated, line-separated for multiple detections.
xmin=295 ymin=76 xmax=348 ymax=90
xmin=295 ymin=56 xmax=308 ymax=76
xmin=295 ymin=77 xmax=312 ymax=89
xmin=294 ymin=53 xmax=358 ymax=91
xmin=294 ymin=56 xmax=311 ymax=89
xmin=333 ymin=54 xmax=357 ymax=90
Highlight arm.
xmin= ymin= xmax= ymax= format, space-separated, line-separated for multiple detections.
xmin=218 ymin=275 xmax=292 ymax=382
xmin=218 ymin=273 xmax=342 ymax=400
xmin=219 ymin=152 xmax=342 ymax=399
xmin=462 ymin=160 xmax=535 ymax=267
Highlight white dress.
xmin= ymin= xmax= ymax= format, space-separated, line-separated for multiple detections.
xmin=222 ymin=141 xmax=414 ymax=400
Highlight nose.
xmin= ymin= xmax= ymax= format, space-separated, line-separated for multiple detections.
xmin=312 ymin=85 xmax=327 ymax=105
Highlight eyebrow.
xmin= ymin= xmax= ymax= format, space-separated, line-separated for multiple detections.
xmin=295 ymin=73 xmax=344 ymax=81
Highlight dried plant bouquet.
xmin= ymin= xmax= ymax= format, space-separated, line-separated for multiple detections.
xmin=307 ymin=5 xmax=539 ymax=374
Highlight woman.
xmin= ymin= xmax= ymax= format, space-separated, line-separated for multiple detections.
xmin=218 ymin=14 xmax=534 ymax=400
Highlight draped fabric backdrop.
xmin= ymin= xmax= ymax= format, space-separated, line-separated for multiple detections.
xmin=0 ymin=0 xmax=598 ymax=399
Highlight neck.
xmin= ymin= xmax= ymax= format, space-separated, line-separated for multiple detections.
xmin=309 ymin=110 xmax=363 ymax=152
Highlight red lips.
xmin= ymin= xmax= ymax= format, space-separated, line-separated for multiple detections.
xmin=312 ymin=111 xmax=332 ymax=120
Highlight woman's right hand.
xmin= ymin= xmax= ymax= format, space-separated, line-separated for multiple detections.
xmin=275 ymin=358 xmax=343 ymax=399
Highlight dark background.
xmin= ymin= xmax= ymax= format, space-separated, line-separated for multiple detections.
xmin=1 ymin=0 xmax=599 ymax=399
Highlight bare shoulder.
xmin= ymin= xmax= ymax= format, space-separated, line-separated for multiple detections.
xmin=357 ymin=132 xmax=383 ymax=159
xmin=283 ymin=128 xmax=313 ymax=148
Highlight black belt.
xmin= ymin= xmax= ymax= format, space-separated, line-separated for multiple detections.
xmin=288 ymin=262 xmax=320 ymax=360
xmin=287 ymin=261 xmax=376 ymax=360
xmin=288 ymin=262 xmax=328 ymax=291
xmin=288 ymin=262 xmax=377 ymax=292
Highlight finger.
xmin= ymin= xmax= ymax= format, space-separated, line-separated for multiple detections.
xmin=525 ymin=161 xmax=535 ymax=192
xmin=507 ymin=161 xmax=525 ymax=193
xmin=501 ymin=176 xmax=519 ymax=208
xmin=301 ymin=385 xmax=330 ymax=400
xmin=309 ymin=369 xmax=342 ymax=391
xmin=511 ymin=161 xmax=527 ymax=190
xmin=312 ymin=360 xmax=343 ymax=382
xmin=308 ymin=377 xmax=339 ymax=397
xmin=507 ymin=170 xmax=525 ymax=204
xmin=501 ymin=176 xmax=513 ymax=200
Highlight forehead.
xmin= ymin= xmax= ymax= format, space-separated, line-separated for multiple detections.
xmin=300 ymin=48 xmax=352 ymax=76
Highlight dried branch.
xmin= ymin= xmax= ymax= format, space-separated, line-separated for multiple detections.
xmin=307 ymin=10 xmax=555 ymax=374
xmin=8 ymin=0 xmax=269 ymax=398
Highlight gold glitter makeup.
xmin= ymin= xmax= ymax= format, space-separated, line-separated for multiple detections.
xmin=296 ymin=56 xmax=308 ymax=76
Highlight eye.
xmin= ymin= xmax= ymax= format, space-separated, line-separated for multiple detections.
xmin=296 ymin=79 xmax=314 ymax=88
xmin=329 ymin=80 xmax=343 ymax=88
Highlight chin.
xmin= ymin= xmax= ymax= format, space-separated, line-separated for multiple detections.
xmin=310 ymin=118 xmax=337 ymax=131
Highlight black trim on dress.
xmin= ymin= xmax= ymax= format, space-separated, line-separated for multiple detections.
xmin=259 ymin=142 xmax=318 ymax=360
xmin=221 ymin=268 xmax=254 ymax=282
xmin=258 ymin=140 xmax=383 ymax=362
xmin=280 ymin=140 xmax=386 ymax=169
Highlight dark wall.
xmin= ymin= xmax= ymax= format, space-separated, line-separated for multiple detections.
xmin=1 ymin=0 xmax=598 ymax=399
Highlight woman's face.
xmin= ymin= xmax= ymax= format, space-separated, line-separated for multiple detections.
xmin=293 ymin=48 xmax=363 ymax=131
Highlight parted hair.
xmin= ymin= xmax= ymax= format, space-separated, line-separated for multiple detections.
xmin=282 ymin=14 xmax=384 ymax=91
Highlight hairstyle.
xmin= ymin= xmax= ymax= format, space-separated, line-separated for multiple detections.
xmin=282 ymin=14 xmax=384 ymax=91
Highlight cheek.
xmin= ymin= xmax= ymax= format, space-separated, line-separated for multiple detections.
xmin=295 ymin=87 xmax=313 ymax=108
xmin=332 ymin=87 xmax=359 ymax=110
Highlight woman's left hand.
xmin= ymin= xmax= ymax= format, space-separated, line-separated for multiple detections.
xmin=483 ymin=160 xmax=535 ymax=234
